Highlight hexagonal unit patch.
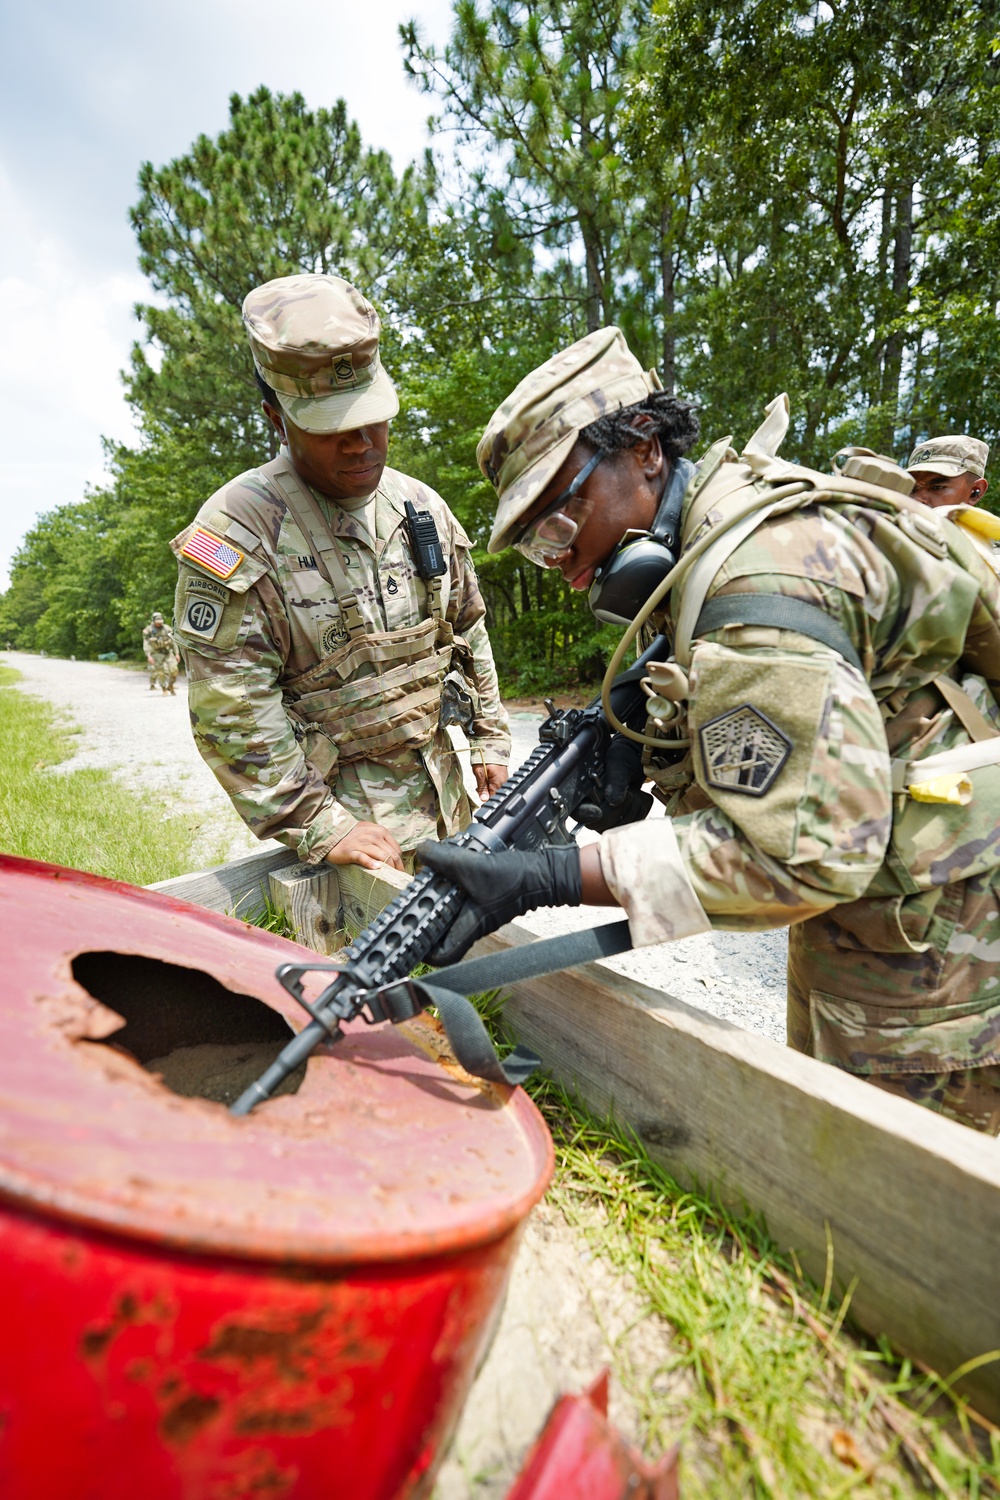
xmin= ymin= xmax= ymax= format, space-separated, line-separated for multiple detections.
xmin=699 ymin=703 xmax=792 ymax=797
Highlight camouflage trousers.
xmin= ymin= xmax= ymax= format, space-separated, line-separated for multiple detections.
xmin=787 ymin=869 xmax=1000 ymax=1134
xmin=149 ymin=653 xmax=179 ymax=689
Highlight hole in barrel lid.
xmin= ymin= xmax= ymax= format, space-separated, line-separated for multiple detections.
xmin=71 ymin=952 xmax=306 ymax=1107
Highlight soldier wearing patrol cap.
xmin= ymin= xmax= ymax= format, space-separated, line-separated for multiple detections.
xmin=907 ymin=434 xmax=990 ymax=510
xmin=418 ymin=327 xmax=1000 ymax=1134
xmin=907 ymin=436 xmax=1000 ymax=573
xmin=170 ymin=272 xmax=509 ymax=874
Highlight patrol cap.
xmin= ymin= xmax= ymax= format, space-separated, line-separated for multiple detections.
xmin=242 ymin=273 xmax=399 ymax=434
xmin=151 ymin=612 xmax=164 ymax=622
xmin=906 ymin=434 xmax=989 ymax=479
xmin=478 ymin=328 xmax=662 ymax=554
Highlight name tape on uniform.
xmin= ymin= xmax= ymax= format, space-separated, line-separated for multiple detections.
xmin=181 ymin=527 xmax=244 ymax=580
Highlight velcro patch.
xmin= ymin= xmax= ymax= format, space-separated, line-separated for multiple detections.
xmin=181 ymin=595 xmax=225 ymax=640
xmin=180 ymin=527 xmax=244 ymax=580
xmin=184 ymin=575 xmax=231 ymax=602
xmin=700 ymin=704 xmax=791 ymax=797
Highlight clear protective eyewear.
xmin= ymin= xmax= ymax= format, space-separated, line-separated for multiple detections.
xmin=513 ymin=449 xmax=606 ymax=565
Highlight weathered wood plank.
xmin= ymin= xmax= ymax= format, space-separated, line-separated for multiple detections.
xmin=268 ymin=864 xmax=343 ymax=954
xmin=336 ymin=862 xmax=412 ymax=935
xmin=471 ymin=921 xmax=1000 ymax=1422
xmin=148 ymin=847 xmax=299 ymax=916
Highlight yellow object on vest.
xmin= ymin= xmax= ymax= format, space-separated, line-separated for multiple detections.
xmin=908 ymin=774 xmax=974 ymax=806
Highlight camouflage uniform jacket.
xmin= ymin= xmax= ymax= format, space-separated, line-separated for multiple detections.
xmin=142 ymin=623 xmax=177 ymax=658
xmin=170 ymin=461 xmax=510 ymax=864
xmin=600 ymin=430 xmax=1000 ymax=1075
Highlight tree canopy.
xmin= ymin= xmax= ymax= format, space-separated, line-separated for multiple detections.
xmin=4 ymin=4 xmax=999 ymax=689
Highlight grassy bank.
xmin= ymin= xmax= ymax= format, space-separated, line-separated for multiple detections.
xmin=0 ymin=665 xmax=200 ymax=884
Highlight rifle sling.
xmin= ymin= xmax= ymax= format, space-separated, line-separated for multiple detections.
xmin=389 ymin=919 xmax=635 ymax=1087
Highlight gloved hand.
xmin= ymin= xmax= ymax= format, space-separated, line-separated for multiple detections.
xmin=576 ymin=734 xmax=652 ymax=831
xmin=416 ymin=841 xmax=583 ymax=966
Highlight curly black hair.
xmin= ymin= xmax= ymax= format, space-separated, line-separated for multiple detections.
xmin=579 ymin=391 xmax=700 ymax=461
xmin=254 ymin=366 xmax=280 ymax=408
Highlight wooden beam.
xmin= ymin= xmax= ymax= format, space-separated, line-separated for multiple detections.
xmin=471 ymin=921 xmax=1000 ymax=1423
xmin=335 ymin=862 xmax=411 ymax=936
xmin=148 ymin=847 xmax=299 ymax=917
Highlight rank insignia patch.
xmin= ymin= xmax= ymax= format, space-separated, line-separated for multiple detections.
xmin=180 ymin=528 xmax=243 ymax=580
xmin=700 ymin=703 xmax=791 ymax=797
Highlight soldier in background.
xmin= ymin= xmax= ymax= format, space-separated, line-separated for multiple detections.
xmin=906 ymin=434 xmax=989 ymax=509
xmin=171 ymin=273 xmax=509 ymax=874
xmin=907 ymin=436 xmax=998 ymax=572
xmin=420 ymin=329 xmax=1000 ymax=1133
xmin=142 ymin=613 xmax=178 ymax=694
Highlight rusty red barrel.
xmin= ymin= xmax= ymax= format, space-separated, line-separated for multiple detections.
xmin=0 ymin=855 xmax=552 ymax=1499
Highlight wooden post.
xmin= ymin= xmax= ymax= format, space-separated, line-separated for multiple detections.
xmin=267 ymin=864 xmax=343 ymax=954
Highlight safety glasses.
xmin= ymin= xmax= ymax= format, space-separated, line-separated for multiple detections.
xmin=512 ymin=449 xmax=606 ymax=565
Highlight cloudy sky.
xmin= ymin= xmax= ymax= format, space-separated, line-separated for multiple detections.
xmin=0 ymin=0 xmax=454 ymax=587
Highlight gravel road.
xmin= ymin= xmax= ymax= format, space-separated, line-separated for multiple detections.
xmin=3 ymin=651 xmax=266 ymax=868
xmin=4 ymin=651 xmax=788 ymax=1043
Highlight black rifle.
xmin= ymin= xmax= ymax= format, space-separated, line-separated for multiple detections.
xmin=230 ymin=634 xmax=667 ymax=1116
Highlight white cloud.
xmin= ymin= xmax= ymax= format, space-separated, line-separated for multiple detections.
xmin=0 ymin=162 xmax=143 ymax=585
xmin=0 ymin=0 xmax=455 ymax=588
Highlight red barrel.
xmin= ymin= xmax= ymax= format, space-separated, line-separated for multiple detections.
xmin=0 ymin=855 xmax=552 ymax=1499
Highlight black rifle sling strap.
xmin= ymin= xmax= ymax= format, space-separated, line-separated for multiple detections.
xmin=381 ymin=920 xmax=635 ymax=1086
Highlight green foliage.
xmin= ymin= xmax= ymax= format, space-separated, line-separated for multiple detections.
xmin=4 ymin=5 xmax=1000 ymax=682
xmin=0 ymin=667 xmax=199 ymax=883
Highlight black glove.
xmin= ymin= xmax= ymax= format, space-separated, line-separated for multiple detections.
xmin=576 ymin=734 xmax=652 ymax=831
xmin=416 ymin=841 xmax=583 ymax=966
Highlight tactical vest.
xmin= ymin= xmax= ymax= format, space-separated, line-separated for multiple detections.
xmin=263 ymin=457 xmax=479 ymax=776
xmin=614 ymin=399 xmax=1000 ymax=895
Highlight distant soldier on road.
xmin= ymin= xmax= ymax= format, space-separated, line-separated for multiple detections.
xmin=170 ymin=273 xmax=509 ymax=873
xmin=142 ymin=613 xmax=178 ymax=695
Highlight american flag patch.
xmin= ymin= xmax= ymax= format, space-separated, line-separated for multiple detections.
xmin=180 ymin=528 xmax=244 ymax=579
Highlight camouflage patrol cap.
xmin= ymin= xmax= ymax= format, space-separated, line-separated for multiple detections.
xmin=478 ymin=328 xmax=662 ymax=554
xmin=906 ymin=434 xmax=989 ymax=479
xmin=242 ymin=273 xmax=399 ymax=434
xmin=151 ymin=612 xmax=164 ymax=622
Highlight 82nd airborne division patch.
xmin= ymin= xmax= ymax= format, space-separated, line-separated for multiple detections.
xmin=700 ymin=703 xmax=792 ymax=797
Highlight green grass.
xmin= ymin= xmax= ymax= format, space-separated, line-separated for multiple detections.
xmin=0 ymin=664 xmax=204 ymax=884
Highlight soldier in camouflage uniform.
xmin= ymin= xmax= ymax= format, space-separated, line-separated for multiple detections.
xmin=419 ymin=328 xmax=1000 ymax=1133
xmin=906 ymin=435 xmax=1000 ymax=575
xmin=171 ymin=273 xmax=509 ymax=874
xmin=142 ymin=613 xmax=178 ymax=693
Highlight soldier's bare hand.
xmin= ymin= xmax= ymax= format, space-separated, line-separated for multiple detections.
xmin=473 ymin=762 xmax=509 ymax=801
xmin=326 ymin=822 xmax=405 ymax=873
